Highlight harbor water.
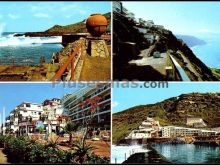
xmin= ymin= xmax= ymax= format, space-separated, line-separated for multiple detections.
xmin=153 ymin=144 xmax=220 ymax=164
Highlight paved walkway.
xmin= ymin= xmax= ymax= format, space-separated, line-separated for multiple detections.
xmin=0 ymin=148 xmax=8 ymax=164
xmin=170 ymin=55 xmax=191 ymax=81
xmin=177 ymin=51 xmax=202 ymax=81
xmin=129 ymin=50 xmax=167 ymax=76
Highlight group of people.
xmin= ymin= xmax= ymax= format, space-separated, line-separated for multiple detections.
xmin=88 ymin=128 xmax=101 ymax=139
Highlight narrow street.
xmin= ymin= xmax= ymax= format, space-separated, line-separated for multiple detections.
xmin=177 ymin=51 xmax=202 ymax=81
xmin=129 ymin=47 xmax=168 ymax=76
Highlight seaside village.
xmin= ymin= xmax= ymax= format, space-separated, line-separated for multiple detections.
xmin=114 ymin=1 xmax=164 ymax=43
xmin=125 ymin=117 xmax=219 ymax=143
xmin=1 ymin=84 xmax=111 ymax=158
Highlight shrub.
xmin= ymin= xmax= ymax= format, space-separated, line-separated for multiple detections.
xmin=1 ymin=135 xmax=108 ymax=163
xmin=0 ymin=135 xmax=6 ymax=148
xmin=87 ymin=154 xmax=110 ymax=164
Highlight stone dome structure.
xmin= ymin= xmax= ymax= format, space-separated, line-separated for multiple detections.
xmin=86 ymin=14 xmax=107 ymax=37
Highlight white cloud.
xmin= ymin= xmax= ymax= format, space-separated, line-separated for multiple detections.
xmin=112 ymin=101 xmax=119 ymax=108
xmin=33 ymin=13 xmax=50 ymax=18
xmin=8 ymin=14 xmax=19 ymax=19
xmin=65 ymin=15 xmax=72 ymax=18
xmin=79 ymin=9 xmax=88 ymax=15
xmin=60 ymin=4 xmax=78 ymax=12
xmin=29 ymin=3 xmax=89 ymax=19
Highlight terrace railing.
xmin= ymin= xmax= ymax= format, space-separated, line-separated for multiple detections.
xmin=51 ymin=39 xmax=84 ymax=81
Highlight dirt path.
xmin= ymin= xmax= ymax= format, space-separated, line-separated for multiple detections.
xmin=0 ymin=148 xmax=8 ymax=164
xmin=79 ymin=54 xmax=111 ymax=81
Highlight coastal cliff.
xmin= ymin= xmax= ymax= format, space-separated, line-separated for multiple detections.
xmin=113 ymin=12 xmax=219 ymax=81
xmin=14 ymin=12 xmax=111 ymax=37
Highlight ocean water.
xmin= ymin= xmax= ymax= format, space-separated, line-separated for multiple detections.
xmin=0 ymin=32 xmax=63 ymax=66
xmin=191 ymin=35 xmax=220 ymax=69
xmin=153 ymin=144 xmax=220 ymax=164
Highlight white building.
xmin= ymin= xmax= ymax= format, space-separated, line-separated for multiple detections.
xmin=16 ymin=102 xmax=43 ymax=135
xmin=144 ymin=34 xmax=155 ymax=44
xmin=2 ymin=100 xmax=69 ymax=136
xmin=186 ymin=118 xmax=207 ymax=128
xmin=126 ymin=12 xmax=135 ymax=21
xmin=62 ymin=84 xmax=111 ymax=128
xmin=162 ymin=126 xmax=217 ymax=138
xmin=139 ymin=18 xmax=147 ymax=26
xmin=42 ymin=98 xmax=66 ymax=133
xmin=154 ymin=25 xmax=164 ymax=29
xmin=134 ymin=26 xmax=147 ymax=34
xmin=113 ymin=1 xmax=123 ymax=14
xmin=126 ymin=117 xmax=161 ymax=139
xmin=146 ymin=20 xmax=154 ymax=27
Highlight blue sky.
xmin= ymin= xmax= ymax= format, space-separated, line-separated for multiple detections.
xmin=113 ymin=82 xmax=220 ymax=113
xmin=0 ymin=83 xmax=81 ymax=119
xmin=0 ymin=1 xmax=110 ymax=32
xmin=123 ymin=2 xmax=220 ymax=35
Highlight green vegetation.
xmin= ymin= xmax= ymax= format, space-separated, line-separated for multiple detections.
xmin=46 ymin=12 xmax=111 ymax=33
xmin=113 ymin=93 xmax=220 ymax=144
xmin=62 ymin=121 xmax=80 ymax=144
xmin=211 ymin=68 xmax=220 ymax=79
xmin=0 ymin=135 xmax=109 ymax=164
xmin=166 ymin=50 xmax=173 ymax=67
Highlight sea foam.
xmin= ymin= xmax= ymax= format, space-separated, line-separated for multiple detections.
xmin=0 ymin=33 xmax=62 ymax=46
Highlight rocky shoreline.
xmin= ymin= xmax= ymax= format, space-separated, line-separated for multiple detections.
xmin=14 ymin=31 xmax=69 ymax=37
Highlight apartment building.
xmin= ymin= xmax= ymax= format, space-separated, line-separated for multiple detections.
xmin=162 ymin=126 xmax=217 ymax=138
xmin=16 ymin=102 xmax=43 ymax=135
xmin=126 ymin=117 xmax=161 ymax=139
xmin=62 ymin=84 xmax=111 ymax=128
xmin=42 ymin=98 xmax=66 ymax=133
xmin=2 ymin=102 xmax=43 ymax=135
xmin=2 ymin=100 xmax=67 ymax=135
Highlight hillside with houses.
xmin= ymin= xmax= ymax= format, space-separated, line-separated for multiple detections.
xmin=113 ymin=92 xmax=220 ymax=144
xmin=113 ymin=1 xmax=219 ymax=81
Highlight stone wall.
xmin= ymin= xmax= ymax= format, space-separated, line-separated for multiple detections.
xmin=88 ymin=39 xmax=109 ymax=58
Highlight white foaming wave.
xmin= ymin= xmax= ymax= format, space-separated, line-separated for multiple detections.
xmin=0 ymin=33 xmax=62 ymax=46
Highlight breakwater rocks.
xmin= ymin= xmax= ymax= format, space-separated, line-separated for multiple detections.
xmin=118 ymin=138 xmax=186 ymax=146
xmin=123 ymin=145 xmax=171 ymax=164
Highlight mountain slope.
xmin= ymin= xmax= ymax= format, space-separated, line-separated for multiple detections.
xmin=46 ymin=12 xmax=111 ymax=33
xmin=113 ymin=12 xmax=218 ymax=81
xmin=113 ymin=93 xmax=220 ymax=144
xmin=176 ymin=35 xmax=206 ymax=47
xmin=15 ymin=12 xmax=111 ymax=37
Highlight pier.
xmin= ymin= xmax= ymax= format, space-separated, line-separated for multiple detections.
xmin=121 ymin=145 xmax=171 ymax=164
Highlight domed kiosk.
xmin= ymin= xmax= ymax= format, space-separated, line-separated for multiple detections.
xmin=86 ymin=14 xmax=109 ymax=58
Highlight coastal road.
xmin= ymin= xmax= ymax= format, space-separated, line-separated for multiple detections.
xmin=129 ymin=50 xmax=167 ymax=76
xmin=170 ymin=55 xmax=191 ymax=81
xmin=177 ymin=51 xmax=202 ymax=81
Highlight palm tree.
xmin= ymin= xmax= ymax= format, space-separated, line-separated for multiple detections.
xmin=62 ymin=121 xmax=80 ymax=144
